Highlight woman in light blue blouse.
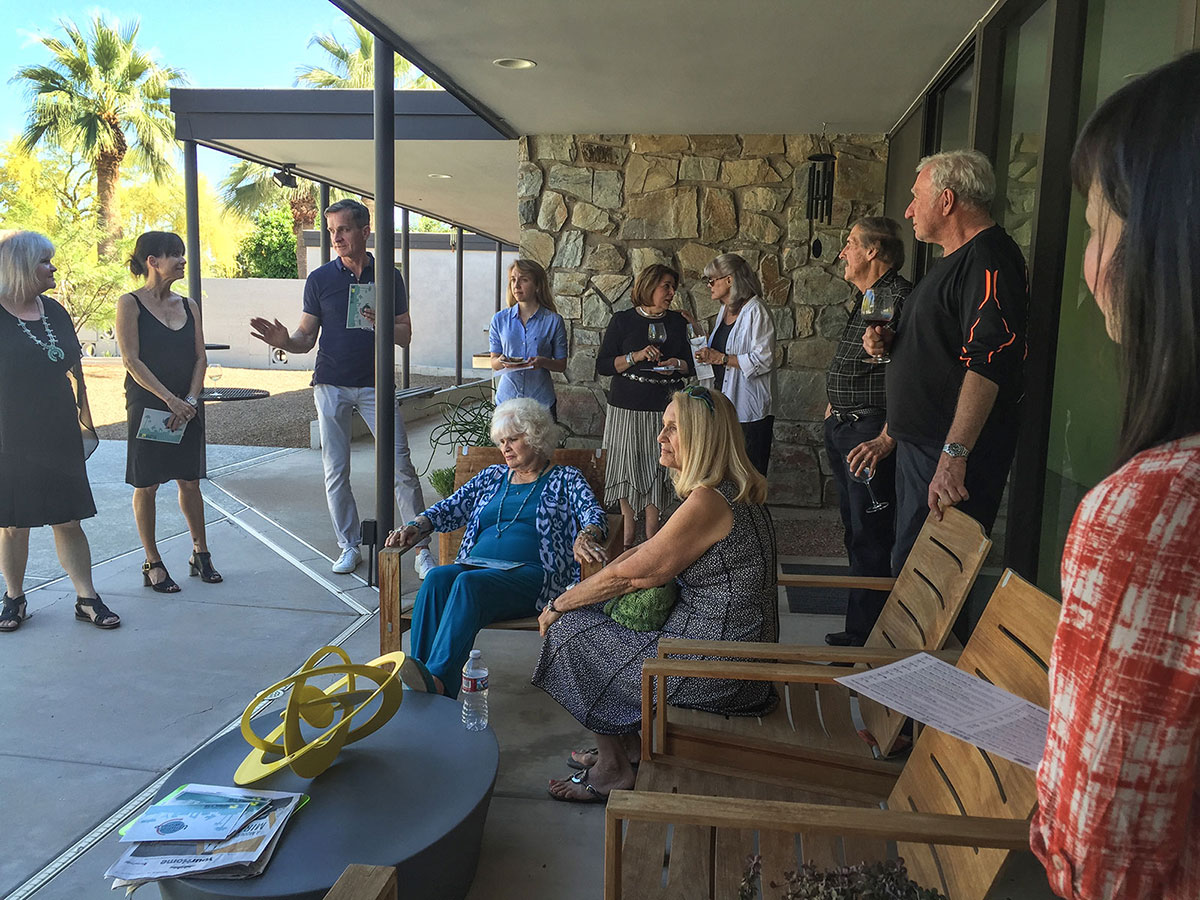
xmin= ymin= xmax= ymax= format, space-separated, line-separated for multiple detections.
xmin=384 ymin=398 xmax=607 ymax=697
xmin=489 ymin=260 xmax=567 ymax=418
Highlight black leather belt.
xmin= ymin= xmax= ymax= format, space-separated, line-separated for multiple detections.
xmin=830 ymin=407 xmax=886 ymax=423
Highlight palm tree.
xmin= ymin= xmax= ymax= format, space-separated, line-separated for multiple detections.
xmin=220 ymin=161 xmax=319 ymax=278
xmin=296 ymin=19 xmax=438 ymax=90
xmin=12 ymin=15 xmax=186 ymax=259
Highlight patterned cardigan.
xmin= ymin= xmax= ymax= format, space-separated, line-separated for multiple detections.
xmin=422 ymin=464 xmax=608 ymax=609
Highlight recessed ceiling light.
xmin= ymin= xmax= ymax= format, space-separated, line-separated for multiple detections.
xmin=492 ymin=58 xmax=537 ymax=70
xmin=428 ymin=173 xmax=452 ymax=179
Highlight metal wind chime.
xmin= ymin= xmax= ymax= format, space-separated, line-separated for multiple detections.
xmin=806 ymin=129 xmax=837 ymax=258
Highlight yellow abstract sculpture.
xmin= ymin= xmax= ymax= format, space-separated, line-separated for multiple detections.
xmin=235 ymin=646 xmax=405 ymax=785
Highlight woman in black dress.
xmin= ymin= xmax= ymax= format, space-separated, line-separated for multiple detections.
xmin=116 ymin=232 xmax=218 ymax=593
xmin=0 ymin=230 xmax=119 ymax=632
xmin=596 ymin=264 xmax=694 ymax=548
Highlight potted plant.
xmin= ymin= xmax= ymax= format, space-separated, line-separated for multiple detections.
xmin=422 ymin=395 xmax=495 ymax=498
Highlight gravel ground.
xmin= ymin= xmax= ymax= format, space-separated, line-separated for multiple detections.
xmin=83 ymin=360 xmax=456 ymax=449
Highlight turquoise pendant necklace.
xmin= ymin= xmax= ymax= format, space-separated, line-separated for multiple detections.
xmin=495 ymin=462 xmax=550 ymax=536
xmin=16 ymin=312 xmax=65 ymax=362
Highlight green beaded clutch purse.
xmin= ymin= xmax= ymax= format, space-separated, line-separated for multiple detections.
xmin=603 ymin=581 xmax=678 ymax=632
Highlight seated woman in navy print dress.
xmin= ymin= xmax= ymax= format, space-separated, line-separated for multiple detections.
xmin=384 ymin=398 xmax=608 ymax=697
xmin=533 ymin=386 xmax=777 ymax=803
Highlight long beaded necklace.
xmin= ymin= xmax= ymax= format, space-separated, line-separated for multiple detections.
xmin=14 ymin=302 xmax=64 ymax=362
xmin=495 ymin=461 xmax=550 ymax=536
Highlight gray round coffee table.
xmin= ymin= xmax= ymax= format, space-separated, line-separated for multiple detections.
xmin=156 ymin=691 xmax=497 ymax=900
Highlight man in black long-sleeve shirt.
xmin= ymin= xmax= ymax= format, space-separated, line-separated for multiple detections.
xmin=823 ymin=218 xmax=911 ymax=646
xmin=865 ymin=150 xmax=1028 ymax=574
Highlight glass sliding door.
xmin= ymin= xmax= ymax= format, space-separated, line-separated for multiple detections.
xmin=1036 ymin=0 xmax=1182 ymax=588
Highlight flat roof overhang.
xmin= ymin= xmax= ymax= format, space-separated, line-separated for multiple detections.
xmin=171 ymin=88 xmax=519 ymax=243
xmin=330 ymin=0 xmax=997 ymax=137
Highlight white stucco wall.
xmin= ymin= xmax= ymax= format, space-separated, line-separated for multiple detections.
xmin=80 ymin=245 xmax=517 ymax=375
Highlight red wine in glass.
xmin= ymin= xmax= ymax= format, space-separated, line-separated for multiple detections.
xmin=860 ymin=288 xmax=894 ymax=365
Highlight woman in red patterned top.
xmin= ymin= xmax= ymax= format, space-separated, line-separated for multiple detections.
xmin=1030 ymin=52 xmax=1200 ymax=900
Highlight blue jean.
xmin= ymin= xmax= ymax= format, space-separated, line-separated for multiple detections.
xmin=410 ymin=563 xmax=544 ymax=698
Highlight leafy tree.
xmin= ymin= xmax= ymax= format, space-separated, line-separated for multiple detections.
xmin=296 ymin=18 xmax=438 ymax=89
xmin=411 ymin=214 xmax=453 ymax=234
xmin=0 ymin=141 xmax=125 ymax=330
xmin=236 ymin=206 xmax=300 ymax=279
xmin=12 ymin=15 xmax=186 ymax=259
xmin=221 ymin=160 xmax=319 ymax=278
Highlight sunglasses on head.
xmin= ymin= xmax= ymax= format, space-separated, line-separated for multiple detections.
xmin=682 ymin=385 xmax=715 ymax=415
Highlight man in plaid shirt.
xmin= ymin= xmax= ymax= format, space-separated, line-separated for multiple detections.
xmin=822 ymin=217 xmax=911 ymax=646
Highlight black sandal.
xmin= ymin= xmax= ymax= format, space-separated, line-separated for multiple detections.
xmin=75 ymin=596 xmax=120 ymax=629
xmin=188 ymin=551 xmax=223 ymax=584
xmin=143 ymin=559 xmax=180 ymax=593
xmin=1 ymin=593 xmax=28 ymax=633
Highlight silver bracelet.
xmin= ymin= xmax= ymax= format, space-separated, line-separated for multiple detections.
xmin=624 ymin=352 xmax=635 ymax=366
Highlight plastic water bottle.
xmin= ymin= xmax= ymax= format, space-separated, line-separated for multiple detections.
xmin=461 ymin=649 xmax=489 ymax=731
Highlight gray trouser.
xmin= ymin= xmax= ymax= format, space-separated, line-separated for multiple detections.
xmin=313 ymin=384 xmax=428 ymax=551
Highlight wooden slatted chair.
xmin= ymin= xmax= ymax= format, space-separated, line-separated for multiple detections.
xmin=607 ymin=568 xmax=1060 ymax=900
xmin=641 ymin=507 xmax=991 ymax=790
xmin=379 ymin=446 xmax=622 ymax=651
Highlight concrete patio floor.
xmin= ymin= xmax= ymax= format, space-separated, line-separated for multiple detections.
xmin=1 ymin=413 xmax=1053 ymax=900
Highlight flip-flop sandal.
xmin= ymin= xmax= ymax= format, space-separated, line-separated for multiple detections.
xmin=566 ymin=747 xmax=599 ymax=770
xmin=398 ymin=655 xmax=441 ymax=693
xmin=566 ymin=748 xmax=641 ymax=772
xmin=548 ymin=769 xmax=608 ymax=804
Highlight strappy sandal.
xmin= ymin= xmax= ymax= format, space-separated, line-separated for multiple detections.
xmin=188 ymin=551 xmax=223 ymax=584
xmin=567 ymin=747 xmax=641 ymax=771
xmin=75 ymin=596 xmax=120 ymax=629
xmin=143 ymin=559 xmax=180 ymax=593
xmin=1 ymin=593 xmax=28 ymax=633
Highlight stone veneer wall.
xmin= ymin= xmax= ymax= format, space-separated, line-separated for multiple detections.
xmin=517 ymin=133 xmax=886 ymax=507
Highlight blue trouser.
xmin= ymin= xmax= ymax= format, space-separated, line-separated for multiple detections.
xmin=823 ymin=413 xmax=896 ymax=642
xmin=410 ymin=563 xmax=543 ymax=698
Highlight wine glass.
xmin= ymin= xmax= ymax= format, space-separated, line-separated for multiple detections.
xmin=860 ymin=288 xmax=895 ymax=365
xmin=848 ymin=465 xmax=889 ymax=513
xmin=647 ymin=321 xmax=667 ymax=346
xmin=207 ymin=363 xmax=223 ymax=400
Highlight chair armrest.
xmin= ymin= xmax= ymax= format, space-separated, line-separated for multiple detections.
xmin=583 ymin=513 xmax=624 ymax=580
xmin=658 ymin=637 xmax=960 ymax=666
xmin=605 ymin=791 xmax=1031 ymax=850
xmin=644 ymin=657 xmax=849 ymax=685
xmin=322 ymin=865 xmax=397 ymax=900
xmin=778 ymin=572 xmax=897 ymax=592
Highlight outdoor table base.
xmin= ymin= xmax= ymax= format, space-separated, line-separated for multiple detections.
xmin=156 ymin=691 xmax=498 ymax=900
xmin=200 ymin=388 xmax=270 ymax=402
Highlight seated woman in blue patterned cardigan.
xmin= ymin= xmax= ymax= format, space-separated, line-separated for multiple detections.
xmin=384 ymin=398 xmax=608 ymax=697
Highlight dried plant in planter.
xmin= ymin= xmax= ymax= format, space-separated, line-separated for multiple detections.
xmin=741 ymin=855 xmax=948 ymax=900
xmin=419 ymin=395 xmax=495 ymax=476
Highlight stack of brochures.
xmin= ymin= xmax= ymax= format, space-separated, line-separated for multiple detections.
xmin=105 ymin=783 xmax=307 ymax=891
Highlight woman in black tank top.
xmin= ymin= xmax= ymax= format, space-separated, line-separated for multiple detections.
xmin=115 ymin=232 xmax=219 ymax=593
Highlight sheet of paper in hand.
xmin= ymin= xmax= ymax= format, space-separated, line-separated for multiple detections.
xmin=347 ymin=283 xmax=376 ymax=330
xmin=137 ymin=408 xmax=186 ymax=444
xmin=835 ymin=652 xmax=1050 ymax=769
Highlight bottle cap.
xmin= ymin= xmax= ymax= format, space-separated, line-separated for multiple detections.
xmin=469 ymin=649 xmax=481 ymax=658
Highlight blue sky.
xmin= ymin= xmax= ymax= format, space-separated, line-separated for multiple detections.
xmin=2 ymin=0 xmax=359 ymax=183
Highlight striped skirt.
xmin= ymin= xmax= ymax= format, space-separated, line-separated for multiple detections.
xmin=602 ymin=405 xmax=675 ymax=512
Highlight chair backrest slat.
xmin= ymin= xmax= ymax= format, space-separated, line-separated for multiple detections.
xmin=859 ymin=508 xmax=992 ymax=755
xmin=892 ymin=569 xmax=1060 ymax=900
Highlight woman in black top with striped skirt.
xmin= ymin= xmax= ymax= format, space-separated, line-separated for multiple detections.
xmin=596 ymin=265 xmax=694 ymax=548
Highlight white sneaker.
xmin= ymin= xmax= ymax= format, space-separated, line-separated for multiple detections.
xmin=332 ymin=547 xmax=361 ymax=574
xmin=413 ymin=548 xmax=435 ymax=580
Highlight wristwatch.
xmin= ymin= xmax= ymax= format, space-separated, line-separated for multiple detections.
xmin=942 ymin=442 xmax=970 ymax=459
xmin=546 ymin=598 xmax=559 ymax=613
xmin=184 ymin=395 xmax=198 ymax=407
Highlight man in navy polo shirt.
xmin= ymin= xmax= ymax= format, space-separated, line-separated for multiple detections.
xmin=250 ymin=199 xmax=432 ymax=577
